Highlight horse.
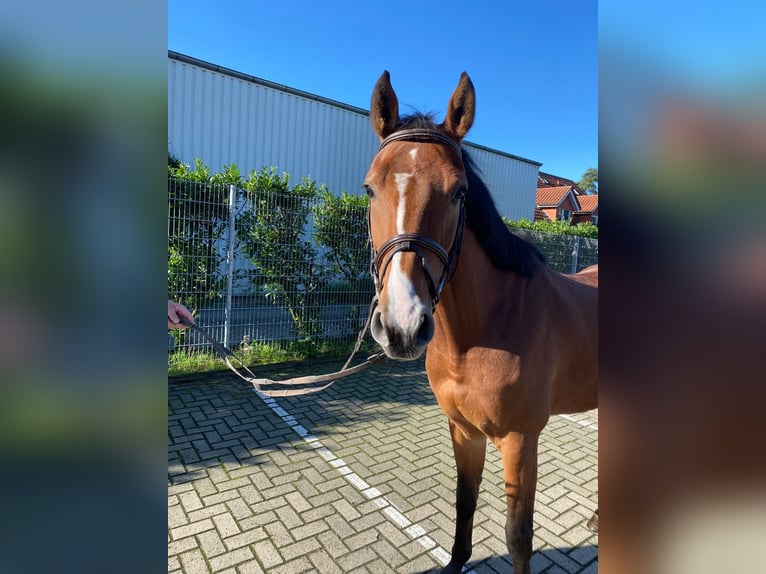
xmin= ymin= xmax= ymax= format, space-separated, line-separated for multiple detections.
xmin=364 ymin=71 xmax=598 ymax=574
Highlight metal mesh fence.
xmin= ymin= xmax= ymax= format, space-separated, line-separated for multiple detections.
xmin=168 ymin=176 xmax=373 ymax=359
xmin=167 ymin=177 xmax=230 ymax=351
xmin=168 ymin=176 xmax=597 ymax=362
xmin=509 ymin=227 xmax=599 ymax=274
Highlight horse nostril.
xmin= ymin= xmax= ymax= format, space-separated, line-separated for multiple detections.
xmin=415 ymin=313 xmax=434 ymax=347
xmin=370 ymin=310 xmax=388 ymax=346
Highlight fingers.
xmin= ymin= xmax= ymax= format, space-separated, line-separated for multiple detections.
xmin=168 ymin=300 xmax=194 ymax=329
xmin=177 ymin=307 xmax=194 ymax=325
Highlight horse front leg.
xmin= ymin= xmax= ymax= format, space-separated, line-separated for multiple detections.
xmin=441 ymin=419 xmax=487 ymax=574
xmin=498 ymin=431 xmax=540 ymax=574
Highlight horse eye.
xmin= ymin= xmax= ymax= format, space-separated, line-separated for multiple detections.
xmin=453 ymin=186 xmax=467 ymax=201
xmin=363 ymin=184 xmax=375 ymax=198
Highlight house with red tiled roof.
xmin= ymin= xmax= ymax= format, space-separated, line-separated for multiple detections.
xmin=536 ymin=170 xmax=598 ymax=226
xmin=573 ymin=194 xmax=599 ymax=226
xmin=533 ymin=207 xmax=552 ymax=222
xmin=535 ymin=185 xmax=580 ymax=224
xmin=538 ymin=171 xmax=584 ymax=193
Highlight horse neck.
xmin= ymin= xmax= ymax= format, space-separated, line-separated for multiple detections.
xmin=432 ymin=227 xmax=539 ymax=357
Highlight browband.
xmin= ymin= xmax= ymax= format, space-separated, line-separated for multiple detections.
xmin=379 ymin=128 xmax=461 ymax=155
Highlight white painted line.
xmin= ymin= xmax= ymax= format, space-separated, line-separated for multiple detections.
xmin=363 ymin=486 xmax=383 ymax=500
xmin=559 ymin=413 xmax=598 ymax=431
xmin=314 ymin=446 xmax=335 ymax=462
xmin=252 ymin=389 xmax=468 ymax=571
xmin=383 ymin=505 xmax=411 ymax=529
xmin=272 ymin=406 xmax=289 ymax=417
xmin=430 ymin=546 xmax=451 ymax=566
xmin=345 ymin=472 xmax=370 ymax=490
xmin=417 ymin=535 xmax=437 ymax=549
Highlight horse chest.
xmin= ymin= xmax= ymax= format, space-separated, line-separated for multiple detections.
xmin=427 ymin=364 xmax=544 ymax=437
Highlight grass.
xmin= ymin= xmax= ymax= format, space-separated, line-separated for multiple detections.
xmin=167 ymin=338 xmax=378 ymax=378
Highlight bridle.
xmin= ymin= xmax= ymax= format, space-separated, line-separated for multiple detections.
xmin=368 ymin=128 xmax=467 ymax=310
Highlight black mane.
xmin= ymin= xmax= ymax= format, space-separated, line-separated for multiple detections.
xmin=397 ymin=113 xmax=545 ymax=277
xmin=461 ymin=149 xmax=545 ymax=277
xmin=398 ymin=111 xmax=441 ymax=130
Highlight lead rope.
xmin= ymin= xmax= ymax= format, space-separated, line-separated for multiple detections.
xmin=181 ymin=129 xmax=463 ymax=396
xmin=179 ymin=296 xmax=385 ymax=397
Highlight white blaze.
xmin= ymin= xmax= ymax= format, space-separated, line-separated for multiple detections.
xmin=393 ymin=147 xmax=417 ymax=233
xmin=387 ymin=165 xmax=426 ymax=331
xmin=393 ymin=172 xmax=411 ymax=234
xmin=387 ymin=252 xmax=425 ymax=332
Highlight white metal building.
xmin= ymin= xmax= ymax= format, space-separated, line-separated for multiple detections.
xmin=168 ymin=51 xmax=541 ymax=220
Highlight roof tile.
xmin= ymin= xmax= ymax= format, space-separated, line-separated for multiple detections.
xmin=536 ymin=186 xmax=573 ymax=207
xmin=575 ymin=195 xmax=598 ymax=213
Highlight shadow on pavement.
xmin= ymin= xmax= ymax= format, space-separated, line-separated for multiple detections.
xmin=168 ymin=358 xmax=597 ymax=574
xmin=169 ymin=357 xmax=438 ymax=482
xmin=412 ymin=545 xmax=598 ymax=573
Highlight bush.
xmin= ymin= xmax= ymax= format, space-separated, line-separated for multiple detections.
xmin=236 ymin=167 xmax=328 ymax=344
xmin=503 ymin=217 xmax=598 ymax=238
xmin=313 ymin=190 xmax=370 ymax=281
xmin=167 ymin=158 xmax=230 ymax=312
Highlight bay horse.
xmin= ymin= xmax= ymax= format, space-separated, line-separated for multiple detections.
xmin=364 ymin=71 xmax=598 ymax=574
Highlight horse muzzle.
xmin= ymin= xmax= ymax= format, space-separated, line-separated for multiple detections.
xmin=370 ymin=303 xmax=434 ymax=360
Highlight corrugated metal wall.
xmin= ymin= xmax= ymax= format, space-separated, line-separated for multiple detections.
xmin=168 ymin=52 xmax=540 ymax=220
xmin=464 ymin=145 xmax=540 ymax=222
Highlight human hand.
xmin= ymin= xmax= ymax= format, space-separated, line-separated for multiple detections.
xmin=168 ymin=300 xmax=194 ymax=329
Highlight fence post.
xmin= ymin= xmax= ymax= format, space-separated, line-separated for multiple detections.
xmin=571 ymin=235 xmax=581 ymax=274
xmin=224 ymin=184 xmax=237 ymax=348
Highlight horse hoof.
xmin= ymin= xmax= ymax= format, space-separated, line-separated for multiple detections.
xmin=586 ymin=510 xmax=598 ymax=532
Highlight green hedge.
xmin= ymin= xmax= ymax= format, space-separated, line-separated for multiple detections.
xmin=503 ymin=217 xmax=598 ymax=238
xmin=168 ymin=157 xmax=598 ymax=359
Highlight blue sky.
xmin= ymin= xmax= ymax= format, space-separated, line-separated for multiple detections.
xmin=599 ymin=2 xmax=766 ymax=92
xmin=168 ymin=0 xmax=597 ymax=182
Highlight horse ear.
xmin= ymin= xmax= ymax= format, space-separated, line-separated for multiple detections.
xmin=370 ymin=70 xmax=400 ymax=139
xmin=443 ymin=72 xmax=475 ymax=141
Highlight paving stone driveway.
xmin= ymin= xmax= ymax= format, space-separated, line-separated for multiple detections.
xmin=168 ymin=358 xmax=598 ymax=573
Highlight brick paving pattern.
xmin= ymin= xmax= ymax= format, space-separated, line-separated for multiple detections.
xmin=169 ymin=358 xmax=598 ymax=573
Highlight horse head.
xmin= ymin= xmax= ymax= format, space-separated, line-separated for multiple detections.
xmin=365 ymin=71 xmax=475 ymax=360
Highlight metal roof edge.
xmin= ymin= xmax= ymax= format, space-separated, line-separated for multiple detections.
xmin=169 ymin=50 xmax=543 ymax=168
xmin=462 ymin=141 xmax=542 ymax=167
xmin=168 ymin=50 xmax=371 ymax=116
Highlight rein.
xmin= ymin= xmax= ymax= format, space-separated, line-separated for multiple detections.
xmin=178 ymin=128 xmax=464 ymax=396
xmin=179 ymin=299 xmax=385 ymax=397
xmin=369 ymin=128 xmax=466 ymax=310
